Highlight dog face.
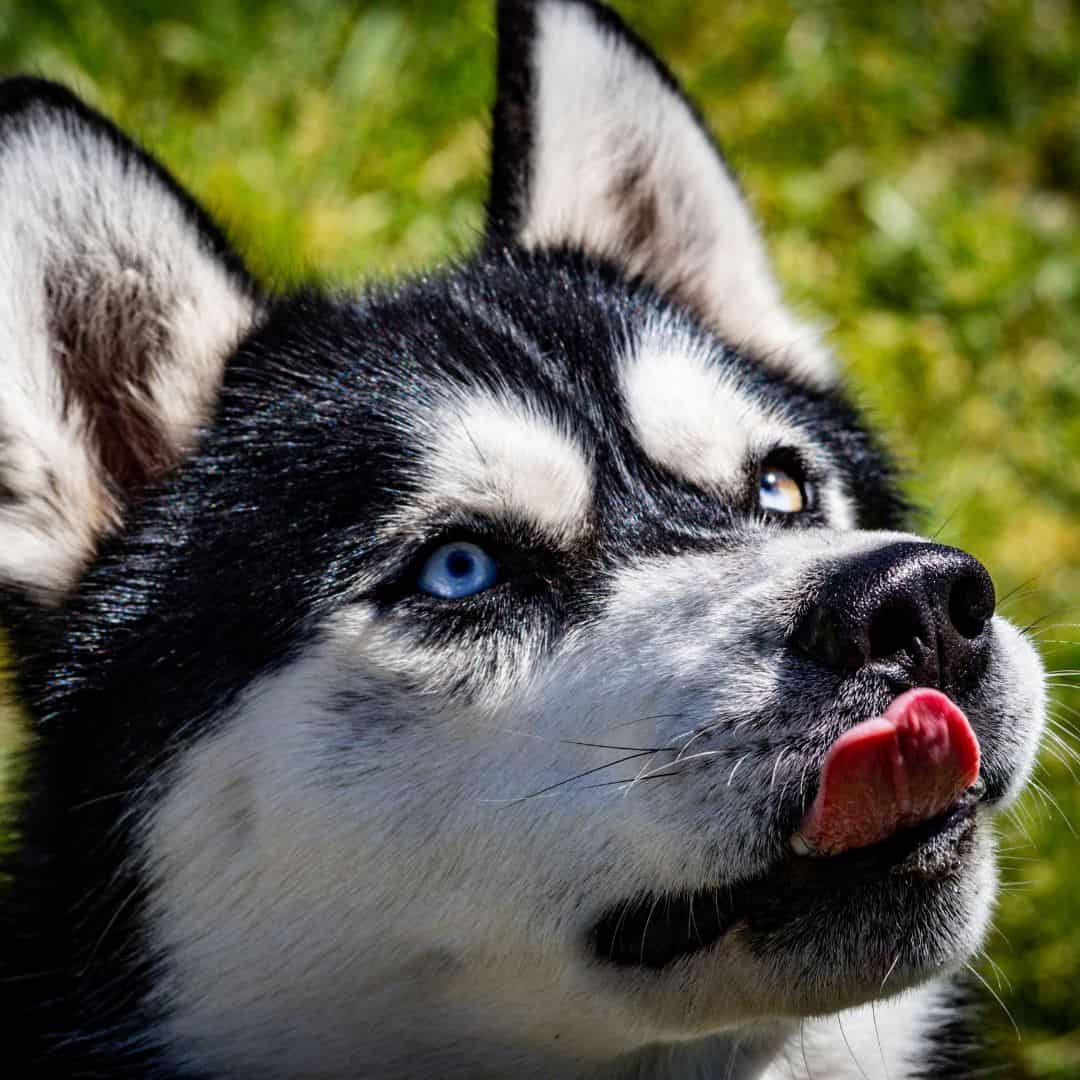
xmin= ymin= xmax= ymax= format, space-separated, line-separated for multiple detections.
xmin=0 ymin=3 xmax=1045 ymax=1077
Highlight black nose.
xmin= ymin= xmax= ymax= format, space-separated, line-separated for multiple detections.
xmin=789 ymin=542 xmax=995 ymax=692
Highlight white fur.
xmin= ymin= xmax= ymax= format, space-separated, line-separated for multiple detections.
xmin=143 ymin=528 xmax=1042 ymax=1078
xmin=0 ymin=104 xmax=257 ymax=601
xmin=622 ymin=318 xmax=856 ymax=528
xmin=622 ymin=321 xmax=803 ymax=492
xmin=768 ymin=985 xmax=961 ymax=1079
xmin=521 ymin=2 xmax=834 ymax=387
xmin=401 ymin=389 xmax=593 ymax=543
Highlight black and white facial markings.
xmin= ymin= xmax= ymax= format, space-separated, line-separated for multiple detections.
xmin=0 ymin=3 xmax=1045 ymax=1079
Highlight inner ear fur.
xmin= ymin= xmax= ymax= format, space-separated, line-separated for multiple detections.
xmin=0 ymin=78 xmax=261 ymax=604
xmin=487 ymin=0 xmax=834 ymax=387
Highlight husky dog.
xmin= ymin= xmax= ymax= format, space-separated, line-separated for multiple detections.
xmin=0 ymin=2 xmax=1045 ymax=1078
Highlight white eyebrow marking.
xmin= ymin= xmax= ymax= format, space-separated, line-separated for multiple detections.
xmin=622 ymin=321 xmax=803 ymax=492
xmin=413 ymin=391 xmax=592 ymax=542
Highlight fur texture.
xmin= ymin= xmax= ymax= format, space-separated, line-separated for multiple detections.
xmin=0 ymin=3 xmax=1044 ymax=1078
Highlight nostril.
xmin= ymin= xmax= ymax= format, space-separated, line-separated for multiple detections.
xmin=948 ymin=571 xmax=995 ymax=641
xmin=789 ymin=544 xmax=995 ymax=687
xmin=867 ymin=598 xmax=926 ymax=663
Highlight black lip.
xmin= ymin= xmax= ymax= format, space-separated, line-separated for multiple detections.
xmin=589 ymin=795 xmax=980 ymax=970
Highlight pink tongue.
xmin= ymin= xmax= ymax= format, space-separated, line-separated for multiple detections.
xmin=798 ymin=688 xmax=981 ymax=855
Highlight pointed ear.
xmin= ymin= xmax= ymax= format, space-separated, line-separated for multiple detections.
xmin=0 ymin=78 xmax=261 ymax=604
xmin=487 ymin=0 xmax=833 ymax=386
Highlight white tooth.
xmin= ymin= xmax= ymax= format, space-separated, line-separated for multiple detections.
xmin=789 ymin=833 xmax=813 ymax=857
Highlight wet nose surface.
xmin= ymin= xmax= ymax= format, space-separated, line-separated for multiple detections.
xmin=789 ymin=542 xmax=995 ymax=693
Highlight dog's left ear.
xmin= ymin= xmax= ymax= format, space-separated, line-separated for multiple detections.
xmin=487 ymin=0 xmax=832 ymax=385
xmin=0 ymin=78 xmax=262 ymax=605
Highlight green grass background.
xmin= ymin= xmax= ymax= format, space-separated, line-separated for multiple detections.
xmin=1 ymin=0 xmax=1078 ymax=1073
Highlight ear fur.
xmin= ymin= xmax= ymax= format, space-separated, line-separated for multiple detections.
xmin=488 ymin=0 xmax=833 ymax=386
xmin=0 ymin=78 xmax=261 ymax=604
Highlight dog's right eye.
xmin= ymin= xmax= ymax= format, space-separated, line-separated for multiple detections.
xmin=417 ymin=541 xmax=500 ymax=599
xmin=757 ymin=452 xmax=811 ymax=516
xmin=759 ymin=467 xmax=805 ymax=514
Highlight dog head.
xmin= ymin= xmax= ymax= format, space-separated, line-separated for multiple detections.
xmin=1 ymin=2 xmax=1044 ymax=1076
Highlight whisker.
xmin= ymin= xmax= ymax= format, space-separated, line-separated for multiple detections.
xmin=928 ymin=504 xmax=964 ymax=541
xmin=871 ymin=1001 xmax=893 ymax=1080
xmin=671 ymin=724 xmax=719 ymax=762
xmin=640 ymin=749 xmax=727 ymax=780
xmin=727 ymin=753 xmax=750 ymax=786
xmin=964 ymin=961 xmax=1020 ymax=1041
xmin=562 ymin=738 xmax=671 ymax=753
xmin=993 ymin=576 xmax=1039 ymax=611
xmin=769 ymin=749 xmax=789 ymax=791
xmin=1037 ymin=734 xmax=1080 ymax=780
xmin=996 ymin=878 xmax=1037 ymax=893
xmin=983 ymin=919 xmax=1012 ymax=951
xmin=638 ymin=894 xmax=663 ymax=967
xmin=77 ymin=886 xmax=141 ymax=978
xmin=68 ymin=789 xmax=142 ymax=813
xmin=465 ymin=718 xmax=669 ymax=753
xmin=837 ymin=1013 xmax=872 ymax=1080
xmin=687 ymin=893 xmax=700 ymax=947
xmin=797 ymin=758 xmax=813 ymax=803
xmin=799 ymin=1018 xmax=816 ymax=1080
xmin=483 ymin=750 xmax=656 ymax=804
xmin=982 ymin=952 xmax=1012 ymax=994
xmin=723 ymin=1035 xmax=743 ymax=1080
xmin=583 ymin=772 xmax=681 ymax=792
xmin=1003 ymin=805 xmax=1037 ymax=849
xmin=1025 ymin=777 xmax=1077 ymax=837
xmin=603 ymin=712 xmax=686 ymax=731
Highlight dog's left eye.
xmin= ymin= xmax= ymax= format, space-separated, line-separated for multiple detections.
xmin=758 ymin=464 xmax=807 ymax=514
xmin=417 ymin=541 xmax=500 ymax=599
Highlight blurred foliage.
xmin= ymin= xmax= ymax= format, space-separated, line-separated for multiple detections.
xmin=0 ymin=0 xmax=1078 ymax=1073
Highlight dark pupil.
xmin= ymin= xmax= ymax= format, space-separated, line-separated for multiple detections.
xmin=446 ymin=550 xmax=475 ymax=579
xmin=762 ymin=472 xmax=779 ymax=492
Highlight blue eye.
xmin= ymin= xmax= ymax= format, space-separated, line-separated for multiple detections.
xmin=417 ymin=541 xmax=499 ymax=599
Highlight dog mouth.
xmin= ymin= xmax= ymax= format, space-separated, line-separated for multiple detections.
xmin=590 ymin=688 xmax=986 ymax=970
xmin=589 ymin=795 xmax=980 ymax=969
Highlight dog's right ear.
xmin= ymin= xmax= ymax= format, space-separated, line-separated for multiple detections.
xmin=0 ymin=79 xmax=261 ymax=606
xmin=487 ymin=0 xmax=833 ymax=387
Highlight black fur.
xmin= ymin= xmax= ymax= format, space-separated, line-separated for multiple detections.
xmin=487 ymin=0 xmax=737 ymax=247
xmin=914 ymin=980 xmax=994 ymax=1080
xmin=0 ymin=250 xmax=905 ymax=1075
